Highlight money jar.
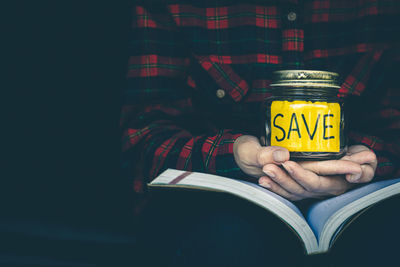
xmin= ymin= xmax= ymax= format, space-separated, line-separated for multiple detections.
xmin=265 ymin=70 xmax=347 ymax=160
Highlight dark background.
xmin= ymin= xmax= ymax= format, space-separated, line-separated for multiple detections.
xmin=3 ymin=1 xmax=136 ymax=265
xmin=4 ymin=1 xmax=132 ymax=225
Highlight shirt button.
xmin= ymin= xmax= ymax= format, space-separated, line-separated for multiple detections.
xmin=287 ymin=11 xmax=297 ymax=21
xmin=216 ymin=89 xmax=226 ymax=98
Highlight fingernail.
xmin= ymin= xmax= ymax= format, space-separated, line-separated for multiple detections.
xmin=282 ymin=163 xmax=293 ymax=175
xmin=273 ymin=150 xmax=287 ymax=162
xmin=260 ymin=181 xmax=271 ymax=189
xmin=349 ymin=173 xmax=361 ymax=182
xmin=264 ymin=170 xmax=275 ymax=178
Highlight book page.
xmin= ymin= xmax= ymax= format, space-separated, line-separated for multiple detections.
xmin=150 ymin=169 xmax=320 ymax=253
xmin=238 ymin=180 xmax=304 ymax=218
xmin=306 ymin=178 xmax=400 ymax=248
xmin=152 ymin=169 xmax=304 ymax=218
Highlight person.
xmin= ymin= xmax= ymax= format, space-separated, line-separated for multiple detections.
xmin=121 ymin=0 xmax=400 ymax=266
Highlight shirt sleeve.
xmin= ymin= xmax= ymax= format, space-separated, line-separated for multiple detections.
xmin=346 ymin=49 xmax=400 ymax=180
xmin=121 ymin=5 xmax=246 ymax=192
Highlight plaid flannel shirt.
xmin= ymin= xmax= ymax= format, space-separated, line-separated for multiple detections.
xmin=121 ymin=0 xmax=400 ymax=198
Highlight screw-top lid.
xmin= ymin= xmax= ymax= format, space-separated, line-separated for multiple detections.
xmin=270 ymin=70 xmax=341 ymax=89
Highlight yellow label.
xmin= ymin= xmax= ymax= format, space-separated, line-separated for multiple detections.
xmin=270 ymin=100 xmax=340 ymax=152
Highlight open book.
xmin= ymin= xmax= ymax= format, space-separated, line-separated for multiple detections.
xmin=148 ymin=169 xmax=400 ymax=255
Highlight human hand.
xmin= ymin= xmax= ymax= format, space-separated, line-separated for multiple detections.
xmin=337 ymin=145 xmax=378 ymax=183
xmin=233 ymin=135 xmax=289 ymax=178
xmin=258 ymin=145 xmax=377 ymax=201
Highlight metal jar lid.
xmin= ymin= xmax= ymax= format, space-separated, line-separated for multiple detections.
xmin=270 ymin=70 xmax=341 ymax=88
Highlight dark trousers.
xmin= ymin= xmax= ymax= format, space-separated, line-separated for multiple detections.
xmin=136 ymin=190 xmax=400 ymax=267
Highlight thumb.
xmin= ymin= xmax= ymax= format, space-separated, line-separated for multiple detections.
xmin=257 ymin=146 xmax=290 ymax=166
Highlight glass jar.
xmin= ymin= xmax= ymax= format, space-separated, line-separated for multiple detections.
xmin=265 ymin=70 xmax=347 ymax=160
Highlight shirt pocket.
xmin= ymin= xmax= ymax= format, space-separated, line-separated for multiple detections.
xmin=188 ymin=54 xmax=258 ymax=130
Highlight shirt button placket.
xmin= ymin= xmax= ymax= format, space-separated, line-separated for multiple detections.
xmin=281 ymin=2 xmax=304 ymax=68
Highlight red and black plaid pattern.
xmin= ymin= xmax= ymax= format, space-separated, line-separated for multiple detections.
xmin=282 ymin=29 xmax=304 ymax=51
xmin=168 ymin=4 xmax=280 ymax=28
xmin=122 ymin=0 xmax=400 ymax=197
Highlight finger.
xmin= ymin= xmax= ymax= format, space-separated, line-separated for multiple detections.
xmin=347 ymin=145 xmax=371 ymax=154
xmin=241 ymin=165 xmax=264 ymax=178
xmin=259 ymin=136 xmax=266 ymax=146
xmin=257 ymin=146 xmax=290 ymax=166
xmin=262 ymin=164 xmax=308 ymax=196
xmin=299 ymin=160 xmax=362 ymax=176
xmin=259 ymin=176 xmax=303 ymax=201
xmin=283 ymin=161 xmax=351 ymax=196
xmin=341 ymin=150 xmax=377 ymax=170
xmin=346 ymin=164 xmax=375 ymax=183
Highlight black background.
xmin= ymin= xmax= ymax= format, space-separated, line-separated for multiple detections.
xmin=3 ymin=1 xmax=133 ymax=229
